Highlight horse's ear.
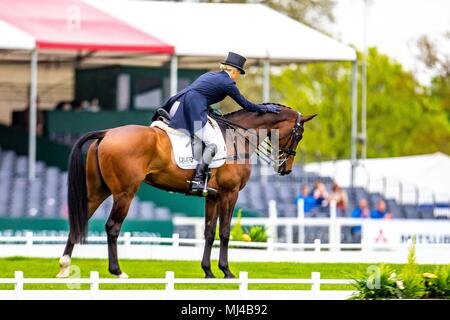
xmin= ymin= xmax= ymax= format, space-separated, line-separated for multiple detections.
xmin=301 ymin=114 xmax=317 ymax=123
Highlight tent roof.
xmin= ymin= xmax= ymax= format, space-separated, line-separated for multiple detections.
xmin=0 ymin=19 xmax=35 ymax=51
xmin=86 ymin=0 xmax=356 ymax=64
xmin=0 ymin=0 xmax=173 ymax=53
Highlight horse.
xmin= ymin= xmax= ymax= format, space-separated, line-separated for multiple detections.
xmin=56 ymin=104 xmax=316 ymax=279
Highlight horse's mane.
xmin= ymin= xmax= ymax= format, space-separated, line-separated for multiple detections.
xmin=224 ymin=102 xmax=292 ymax=117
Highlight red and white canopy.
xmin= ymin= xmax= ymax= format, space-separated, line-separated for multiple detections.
xmin=0 ymin=0 xmax=174 ymax=54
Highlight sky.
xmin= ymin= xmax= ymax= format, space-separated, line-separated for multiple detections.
xmin=332 ymin=0 xmax=450 ymax=84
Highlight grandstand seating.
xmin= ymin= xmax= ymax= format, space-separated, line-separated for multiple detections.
xmin=0 ymin=147 xmax=171 ymax=220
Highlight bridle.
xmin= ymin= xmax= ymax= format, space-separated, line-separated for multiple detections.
xmin=209 ymin=110 xmax=304 ymax=172
xmin=276 ymin=112 xmax=303 ymax=173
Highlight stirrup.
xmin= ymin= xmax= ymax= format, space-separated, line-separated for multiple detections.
xmin=186 ymin=176 xmax=217 ymax=197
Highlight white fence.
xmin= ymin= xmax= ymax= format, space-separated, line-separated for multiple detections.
xmin=173 ymin=200 xmax=450 ymax=249
xmin=1 ymin=232 xmax=449 ymax=264
xmin=0 ymin=270 xmax=355 ymax=300
xmin=2 ymin=231 xmax=449 ymax=251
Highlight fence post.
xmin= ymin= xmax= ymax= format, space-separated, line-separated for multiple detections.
xmin=194 ymin=222 xmax=203 ymax=247
xmin=239 ymin=271 xmax=248 ymax=293
xmin=329 ymin=200 xmax=339 ymax=252
xmin=14 ymin=271 xmax=24 ymax=293
xmin=314 ymin=239 xmax=321 ymax=253
xmin=311 ymin=272 xmax=320 ymax=298
xmin=267 ymin=238 xmax=274 ymax=252
xmin=165 ymin=271 xmax=174 ymax=291
xmin=268 ymin=200 xmax=278 ymax=242
xmin=90 ymin=271 xmax=99 ymax=291
xmin=25 ymin=231 xmax=33 ymax=247
xmin=172 ymin=233 xmax=180 ymax=247
xmin=124 ymin=232 xmax=131 ymax=248
xmin=297 ymin=198 xmax=305 ymax=247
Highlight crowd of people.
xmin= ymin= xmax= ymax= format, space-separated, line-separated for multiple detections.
xmin=294 ymin=180 xmax=349 ymax=217
xmin=294 ymin=179 xmax=393 ymax=220
xmin=294 ymin=179 xmax=393 ymax=242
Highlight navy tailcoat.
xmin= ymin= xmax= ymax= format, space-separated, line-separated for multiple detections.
xmin=156 ymin=71 xmax=262 ymax=135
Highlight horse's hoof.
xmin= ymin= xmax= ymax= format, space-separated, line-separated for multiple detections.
xmin=59 ymin=255 xmax=71 ymax=268
xmin=56 ymin=255 xmax=71 ymax=278
xmin=117 ymin=272 xmax=129 ymax=279
xmin=205 ymin=273 xmax=216 ymax=279
xmin=56 ymin=267 xmax=70 ymax=278
xmin=224 ymin=273 xmax=236 ymax=279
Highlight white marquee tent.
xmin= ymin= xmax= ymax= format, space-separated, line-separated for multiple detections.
xmin=86 ymin=0 xmax=356 ymax=64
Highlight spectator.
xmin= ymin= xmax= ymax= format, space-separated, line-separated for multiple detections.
xmin=351 ymin=198 xmax=371 ymax=242
xmin=54 ymin=100 xmax=71 ymax=111
xmin=328 ymin=181 xmax=348 ymax=217
xmin=371 ymin=199 xmax=393 ymax=219
xmin=294 ymin=185 xmax=317 ymax=215
xmin=86 ymin=98 xmax=101 ymax=112
xmin=70 ymin=99 xmax=82 ymax=111
xmin=311 ymin=179 xmax=329 ymax=208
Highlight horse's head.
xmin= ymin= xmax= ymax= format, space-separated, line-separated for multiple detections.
xmin=267 ymin=104 xmax=316 ymax=175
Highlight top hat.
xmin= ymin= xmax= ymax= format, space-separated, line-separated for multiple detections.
xmin=222 ymin=52 xmax=246 ymax=74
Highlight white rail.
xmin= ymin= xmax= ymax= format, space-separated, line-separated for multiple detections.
xmin=2 ymin=232 xmax=449 ymax=251
xmin=0 ymin=270 xmax=356 ymax=300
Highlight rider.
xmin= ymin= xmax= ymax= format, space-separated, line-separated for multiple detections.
xmin=158 ymin=52 xmax=281 ymax=196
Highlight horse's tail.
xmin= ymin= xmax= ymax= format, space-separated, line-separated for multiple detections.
xmin=68 ymin=130 xmax=107 ymax=244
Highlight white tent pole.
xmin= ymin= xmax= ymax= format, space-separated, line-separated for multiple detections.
xmin=262 ymin=58 xmax=270 ymax=102
xmin=350 ymin=60 xmax=359 ymax=189
xmin=361 ymin=0 xmax=369 ymax=160
xmin=260 ymin=57 xmax=271 ymax=184
xmin=170 ymin=54 xmax=178 ymax=97
xmin=28 ymin=48 xmax=38 ymax=181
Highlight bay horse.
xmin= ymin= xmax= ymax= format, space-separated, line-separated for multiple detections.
xmin=56 ymin=104 xmax=316 ymax=279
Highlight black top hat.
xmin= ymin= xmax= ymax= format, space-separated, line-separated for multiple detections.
xmin=222 ymin=52 xmax=246 ymax=75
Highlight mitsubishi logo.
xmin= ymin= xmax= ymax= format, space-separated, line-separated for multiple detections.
xmin=375 ymin=229 xmax=388 ymax=243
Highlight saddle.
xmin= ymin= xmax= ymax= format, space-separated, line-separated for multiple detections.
xmin=155 ymin=108 xmax=171 ymax=125
xmin=150 ymin=108 xmax=227 ymax=170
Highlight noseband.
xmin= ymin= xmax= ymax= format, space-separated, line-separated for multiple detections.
xmin=277 ymin=112 xmax=303 ymax=169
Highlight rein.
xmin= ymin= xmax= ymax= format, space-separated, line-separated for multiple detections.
xmin=209 ymin=109 xmax=303 ymax=168
xmin=209 ymin=111 xmax=274 ymax=165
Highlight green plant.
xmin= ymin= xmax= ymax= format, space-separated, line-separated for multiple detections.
xmin=245 ymin=225 xmax=269 ymax=243
xmin=422 ymin=266 xmax=450 ymax=299
xmin=230 ymin=209 xmax=244 ymax=241
xmin=349 ymin=264 xmax=404 ymax=300
xmin=400 ymin=237 xmax=425 ymax=298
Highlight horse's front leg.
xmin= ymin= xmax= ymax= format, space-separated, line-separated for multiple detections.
xmin=201 ymin=197 xmax=219 ymax=278
xmin=218 ymin=191 xmax=239 ymax=278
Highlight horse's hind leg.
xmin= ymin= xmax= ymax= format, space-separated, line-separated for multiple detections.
xmin=201 ymin=197 xmax=219 ymax=278
xmin=218 ymin=191 xmax=239 ymax=278
xmin=105 ymin=192 xmax=134 ymax=278
xmin=57 ymin=141 xmax=111 ymax=278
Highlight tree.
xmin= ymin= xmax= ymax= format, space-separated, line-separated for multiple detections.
xmin=416 ymin=33 xmax=450 ymax=116
xmin=271 ymin=47 xmax=450 ymax=161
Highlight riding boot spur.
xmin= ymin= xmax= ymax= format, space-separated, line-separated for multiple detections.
xmin=188 ymin=144 xmax=218 ymax=196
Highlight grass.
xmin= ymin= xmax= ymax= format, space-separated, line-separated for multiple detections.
xmin=0 ymin=257 xmax=445 ymax=291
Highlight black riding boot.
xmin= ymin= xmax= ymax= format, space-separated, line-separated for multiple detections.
xmin=188 ymin=144 xmax=218 ymax=197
